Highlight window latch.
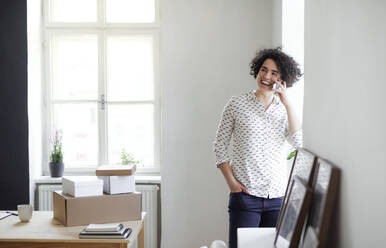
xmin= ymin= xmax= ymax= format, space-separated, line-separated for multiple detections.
xmin=99 ymin=94 xmax=106 ymax=110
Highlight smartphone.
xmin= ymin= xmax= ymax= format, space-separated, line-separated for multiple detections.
xmin=273 ymin=80 xmax=283 ymax=90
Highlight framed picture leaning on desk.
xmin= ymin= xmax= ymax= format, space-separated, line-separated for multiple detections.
xmin=277 ymin=148 xmax=318 ymax=231
xmin=301 ymin=158 xmax=340 ymax=248
xmin=274 ymin=176 xmax=313 ymax=248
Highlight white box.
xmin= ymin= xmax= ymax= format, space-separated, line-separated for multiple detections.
xmin=97 ymin=175 xmax=136 ymax=194
xmin=62 ymin=176 xmax=103 ymax=197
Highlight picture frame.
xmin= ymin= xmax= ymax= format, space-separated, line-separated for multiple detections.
xmin=274 ymin=176 xmax=313 ymax=248
xmin=302 ymin=227 xmax=319 ymax=248
xmin=276 ymin=148 xmax=318 ymax=230
xmin=301 ymin=158 xmax=340 ymax=248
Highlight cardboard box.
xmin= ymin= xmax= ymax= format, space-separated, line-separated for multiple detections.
xmin=62 ymin=176 xmax=103 ymax=197
xmin=53 ymin=191 xmax=142 ymax=227
xmin=98 ymin=175 xmax=136 ymax=194
xmin=96 ymin=164 xmax=136 ymax=176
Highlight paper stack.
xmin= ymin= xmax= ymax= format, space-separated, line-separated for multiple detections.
xmin=96 ymin=164 xmax=136 ymax=194
xmin=79 ymin=223 xmax=132 ymax=239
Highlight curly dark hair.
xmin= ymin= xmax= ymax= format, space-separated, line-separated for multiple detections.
xmin=249 ymin=47 xmax=302 ymax=88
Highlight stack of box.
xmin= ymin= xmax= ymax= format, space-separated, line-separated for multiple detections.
xmin=53 ymin=169 xmax=141 ymax=227
xmin=96 ymin=164 xmax=136 ymax=194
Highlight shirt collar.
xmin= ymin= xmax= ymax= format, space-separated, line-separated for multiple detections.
xmin=247 ymin=90 xmax=280 ymax=105
xmin=247 ymin=90 xmax=257 ymax=101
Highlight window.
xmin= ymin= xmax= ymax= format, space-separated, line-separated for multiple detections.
xmin=282 ymin=0 xmax=304 ymax=120
xmin=43 ymin=0 xmax=160 ymax=174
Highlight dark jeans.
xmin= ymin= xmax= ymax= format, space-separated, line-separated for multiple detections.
xmin=228 ymin=192 xmax=283 ymax=248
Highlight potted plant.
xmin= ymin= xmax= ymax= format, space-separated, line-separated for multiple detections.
xmin=120 ymin=149 xmax=139 ymax=165
xmin=49 ymin=131 xmax=64 ymax=177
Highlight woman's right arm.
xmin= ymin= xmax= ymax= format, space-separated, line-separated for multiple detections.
xmin=218 ymin=162 xmax=249 ymax=193
xmin=213 ymin=98 xmax=248 ymax=193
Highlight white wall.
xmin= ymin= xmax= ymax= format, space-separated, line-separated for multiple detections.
xmin=160 ymin=0 xmax=277 ymax=247
xmin=27 ymin=0 xmax=43 ymax=208
xmin=304 ymin=0 xmax=386 ymax=247
xmin=272 ymin=0 xmax=282 ymax=47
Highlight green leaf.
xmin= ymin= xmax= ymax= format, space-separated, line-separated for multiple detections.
xmin=120 ymin=149 xmax=137 ymax=165
xmin=287 ymin=150 xmax=296 ymax=160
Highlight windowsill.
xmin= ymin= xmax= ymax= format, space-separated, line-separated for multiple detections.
xmin=34 ymin=175 xmax=161 ymax=184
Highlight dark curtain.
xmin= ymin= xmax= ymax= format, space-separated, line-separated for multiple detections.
xmin=0 ymin=0 xmax=29 ymax=209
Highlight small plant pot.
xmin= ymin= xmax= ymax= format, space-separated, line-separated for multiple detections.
xmin=49 ymin=162 xmax=64 ymax=178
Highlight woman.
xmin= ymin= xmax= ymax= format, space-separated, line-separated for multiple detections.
xmin=213 ymin=47 xmax=303 ymax=248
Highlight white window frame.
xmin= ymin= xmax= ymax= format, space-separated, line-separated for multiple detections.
xmin=42 ymin=0 xmax=161 ymax=175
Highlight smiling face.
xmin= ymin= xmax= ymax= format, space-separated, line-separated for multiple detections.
xmin=256 ymin=58 xmax=281 ymax=92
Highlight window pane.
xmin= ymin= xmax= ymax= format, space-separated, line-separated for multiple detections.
xmin=51 ymin=35 xmax=98 ymax=100
xmin=108 ymin=104 xmax=154 ymax=166
xmin=107 ymin=35 xmax=154 ymax=101
xmin=106 ymin=0 xmax=155 ymax=23
xmin=53 ymin=103 xmax=98 ymax=167
xmin=49 ymin=0 xmax=97 ymax=23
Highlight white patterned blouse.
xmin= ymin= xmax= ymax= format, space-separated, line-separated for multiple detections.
xmin=213 ymin=90 xmax=303 ymax=198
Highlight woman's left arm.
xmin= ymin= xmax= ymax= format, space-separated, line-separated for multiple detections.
xmin=275 ymin=80 xmax=301 ymax=134
xmin=284 ymin=102 xmax=301 ymax=135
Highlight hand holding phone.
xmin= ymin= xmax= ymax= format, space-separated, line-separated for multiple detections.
xmin=273 ymin=80 xmax=284 ymax=90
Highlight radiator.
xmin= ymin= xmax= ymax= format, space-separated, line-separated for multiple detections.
xmin=136 ymin=184 xmax=159 ymax=248
xmin=37 ymin=183 xmax=159 ymax=248
xmin=38 ymin=184 xmax=62 ymax=211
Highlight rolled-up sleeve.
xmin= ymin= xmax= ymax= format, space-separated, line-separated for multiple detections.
xmin=213 ymin=97 xmax=235 ymax=166
xmin=285 ymin=128 xmax=303 ymax=148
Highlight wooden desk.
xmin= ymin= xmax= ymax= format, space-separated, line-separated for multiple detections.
xmin=0 ymin=211 xmax=146 ymax=248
